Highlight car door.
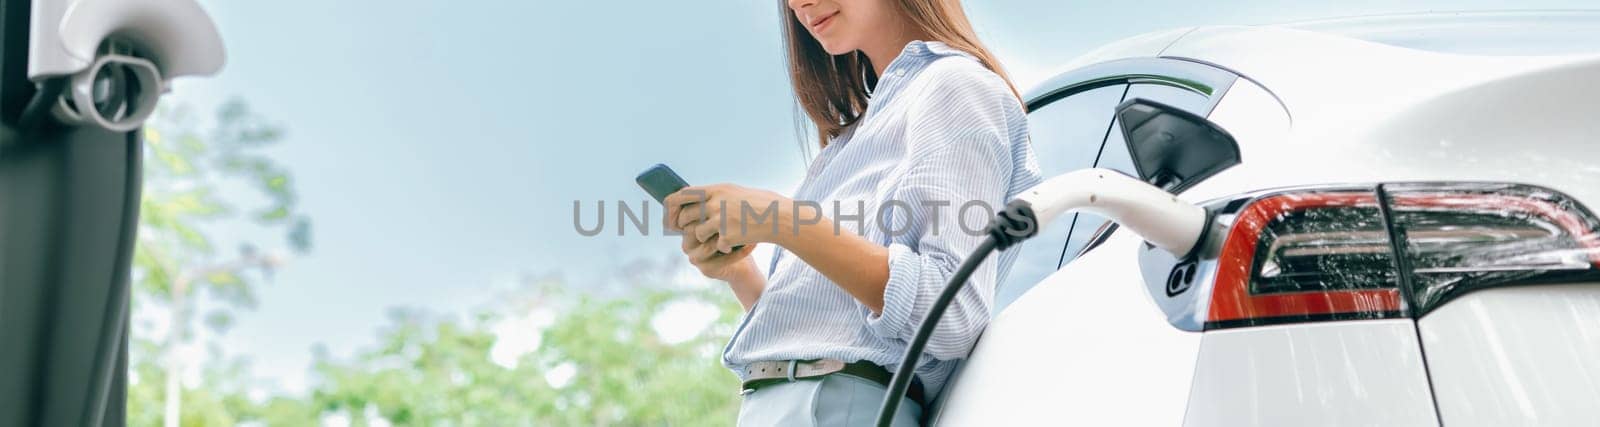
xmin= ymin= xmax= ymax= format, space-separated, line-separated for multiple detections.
xmin=934 ymin=58 xmax=1238 ymax=425
xmin=1064 ymin=78 xmax=1230 ymax=264
xmin=995 ymin=58 xmax=1237 ymax=313
xmin=993 ymin=82 xmax=1126 ymax=312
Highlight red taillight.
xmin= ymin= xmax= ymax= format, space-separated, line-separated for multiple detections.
xmin=1207 ymin=192 xmax=1403 ymax=328
xmin=1389 ymin=192 xmax=1600 ymax=268
xmin=1201 ymin=184 xmax=1600 ymax=330
xmin=1386 ymin=184 xmax=1600 ymax=312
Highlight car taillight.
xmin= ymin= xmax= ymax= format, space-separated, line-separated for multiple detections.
xmin=1198 ymin=183 xmax=1600 ymax=330
xmin=1206 ymin=191 xmax=1406 ymax=329
xmin=1386 ymin=183 xmax=1600 ymax=315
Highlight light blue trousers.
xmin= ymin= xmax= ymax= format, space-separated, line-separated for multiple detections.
xmin=736 ymin=373 xmax=922 ymax=426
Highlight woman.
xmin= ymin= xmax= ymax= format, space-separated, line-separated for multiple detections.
xmin=664 ymin=0 xmax=1039 ymax=424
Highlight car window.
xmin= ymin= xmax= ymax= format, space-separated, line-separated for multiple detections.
xmin=994 ymin=84 xmax=1127 ymax=312
xmin=1063 ymin=83 xmax=1215 ymax=263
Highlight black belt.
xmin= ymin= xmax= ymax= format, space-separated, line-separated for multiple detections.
xmin=739 ymin=359 xmax=925 ymax=406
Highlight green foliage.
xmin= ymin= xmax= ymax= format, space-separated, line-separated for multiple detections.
xmin=136 ymin=98 xmax=312 ymax=308
xmin=128 ymin=98 xmax=747 ymax=425
xmin=132 ymin=276 xmax=748 ymax=425
xmin=128 ymin=98 xmax=317 ymax=427
xmin=307 ymin=282 xmax=744 ymax=426
xmin=127 ymin=339 xmax=319 ymax=426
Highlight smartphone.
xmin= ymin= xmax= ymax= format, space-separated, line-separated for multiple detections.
xmin=636 ymin=164 xmax=743 ymax=251
xmin=635 ymin=163 xmax=689 ymax=203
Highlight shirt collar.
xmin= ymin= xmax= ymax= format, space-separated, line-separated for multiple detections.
xmin=881 ymin=40 xmax=974 ymax=75
xmin=870 ymin=40 xmax=974 ymax=97
xmin=903 ymin=40 xmax=974 ymax=61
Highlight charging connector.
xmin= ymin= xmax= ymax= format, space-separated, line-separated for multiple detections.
xmin=875 ymin=168 xmax=1208 ymax=427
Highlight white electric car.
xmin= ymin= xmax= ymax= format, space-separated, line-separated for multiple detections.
xmin=933 ymin=12 xmax=1600 ymax=426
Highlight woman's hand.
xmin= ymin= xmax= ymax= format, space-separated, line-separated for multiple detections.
xmin=664 ymin=184 xmax=798 ymax=253
xmin=678 ymin=214 xmax=769 ymax=311
xmin=683 ymin=232 xmax=766 ymax=311
xmin=666 ymin=184 xmax=786 ymax=311
xmin=681 ymin=232 xmax=759 ymax=282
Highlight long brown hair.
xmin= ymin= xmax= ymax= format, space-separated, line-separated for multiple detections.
xmin=781 ymin=0 xmax=1021 ymax=147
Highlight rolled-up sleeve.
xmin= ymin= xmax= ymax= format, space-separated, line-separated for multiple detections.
xmin=863 ymin=63 xmax=1016 ymax=361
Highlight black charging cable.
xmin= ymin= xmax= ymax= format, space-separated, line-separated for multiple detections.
xmin=17 ymin=78 xmax=67 ymax=130
xmin=875 ymin=200 xmax=1038 ymax=427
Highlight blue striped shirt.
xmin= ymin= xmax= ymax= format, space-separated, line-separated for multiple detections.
xmin=724 ymin=40 xmax=1042 ymax=398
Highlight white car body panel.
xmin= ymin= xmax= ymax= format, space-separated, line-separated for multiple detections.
xmin=1184 ymin=320 xmax=1438 ymax=426
xmin=1033 ymin=26 xmax=1196 ymax=83
xmin=1162 ymin=26 xmax=1600 ymax=206
xmin=1419 ymin=284 xmax=1600 ymax=426
xmin=940 ymin=18 xmax=1600 ymax=426
xmin=935 ymin=233 xmax=1200 ymax=426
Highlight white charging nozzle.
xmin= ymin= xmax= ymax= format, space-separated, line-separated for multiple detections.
xmin=1014 ymin=168 xmax=1207 ymax=256
xmin=878 ymin=168 xmax=1211 ymax=426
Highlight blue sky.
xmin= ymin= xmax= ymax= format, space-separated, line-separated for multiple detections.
xmin=166 ymin=0 xmax=1595 ymax=393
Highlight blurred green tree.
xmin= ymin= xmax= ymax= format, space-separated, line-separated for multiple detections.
xmin=308 ymin=277 xmax=744 ymax=426
xmin=127 ymin=337 xmax=322 ymax=426
xmin=126 ymin=99 xmax=748 ymax=426
xmin=130 ymin=99 xmax=313 ymax=427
